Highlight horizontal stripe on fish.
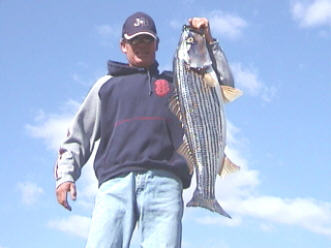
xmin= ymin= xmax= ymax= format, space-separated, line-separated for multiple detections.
xmin=171 ymin=25 xmax=239 ymax=218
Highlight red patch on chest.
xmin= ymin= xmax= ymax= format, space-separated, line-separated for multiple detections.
xmin=154 ymin=79 xmax=170 ymax=97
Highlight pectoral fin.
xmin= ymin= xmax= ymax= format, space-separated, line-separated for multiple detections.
xmin=221 ymin=85 xmax=243 ymax=103
xmin=218 ymin=155 xmax=240 ymax=178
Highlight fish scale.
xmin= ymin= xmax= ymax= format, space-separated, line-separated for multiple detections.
xmin=170 ymin=25 xmax=240 ymax=218
xmin=180 ymin=64 xmax=224 ymax=212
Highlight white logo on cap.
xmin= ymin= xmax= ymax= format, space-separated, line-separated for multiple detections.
xmin=133 ymin=17 xmax=148 ymax=27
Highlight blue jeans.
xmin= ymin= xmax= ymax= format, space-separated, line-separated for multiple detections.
xmin=85 ymin=169 xmax=184 ymax=248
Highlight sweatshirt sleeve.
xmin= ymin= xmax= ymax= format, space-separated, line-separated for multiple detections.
xmin=55 ymin=75 xmax=111 ymax=188
xmin=208 ymin=40 xmax=235 ymax=87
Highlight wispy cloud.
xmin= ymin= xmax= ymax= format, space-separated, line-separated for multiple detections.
xmin=96 ymin=24 xmax=115 ymax=36
xmin=76 ymin=158 xmax=99 ymax=210
xmin=185 ymin=121 xmax=331 ymax=237
xmin=25 ymin=100 xmax=79 ymax=151
xmin=195 ymin=215 xmax=242 ymax=227
xmin=227 ymin=195 xmax=331 ymax=236
xmin=72 ymin=73 xmax=91 ymax=87
xmin=17 ymin=181 xmax=44 ymax=206
xmin=230 ymin=62 xmax=277 ymax=102
xmin=26 ymin=105 xmax=100 ymax=239
xmin=259 ymin=223 xmax=275 ymax=232
xmin=96 ymin=24 xmax=120 ymax=46
xmin=48 ymin=215 xmax=91 ymax=239
xmin=29 ymin=101 xmax=331 ymax=238
xmin=208 ymin=11 xmax=247 ymax=39
xmin=170 ymin=20 xmax=182 ymax=30
xmin=48 ymin=214 xmax=141 ymax=244
xmin=291 ymin=0 xmax=331 ymax=27
xmin=181 ymin=0 xmax=195 ymax=4
xmin=26 ymin=102 xmax=99 ymax=210
xmin=169 ymin=10 xmax=247 ymax=40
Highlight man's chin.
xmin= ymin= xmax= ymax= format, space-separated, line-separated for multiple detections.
xmin=133 ymin=58 xmax=154 ymax=67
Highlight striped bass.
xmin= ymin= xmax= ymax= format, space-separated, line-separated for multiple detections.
xmin=171 ymin=25 xmax=241 ymax=218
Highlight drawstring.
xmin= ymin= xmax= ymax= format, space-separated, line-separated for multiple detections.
xmin=147 ymin=69 xmax=153 ymax=96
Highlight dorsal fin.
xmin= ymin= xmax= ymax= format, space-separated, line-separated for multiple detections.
xmin=169 ymin=92 xmax=183 ymax=122
xmin=177 ymin=135 xmax=195 ymax=175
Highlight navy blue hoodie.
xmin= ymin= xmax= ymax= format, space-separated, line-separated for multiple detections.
xmin=55 ymin=41 xmax=234 ymax=190
xmin=94 ymin=61 xmax=191 ymax=188
xmin=55 ymin=60 xmax=191 ymax=189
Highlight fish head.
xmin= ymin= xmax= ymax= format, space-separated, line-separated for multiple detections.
xmin=177 ymin=25 xmax=212 ymax=70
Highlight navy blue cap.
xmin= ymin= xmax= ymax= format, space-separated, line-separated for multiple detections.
xmin=122 ymin=12 xmax=158 ymax=40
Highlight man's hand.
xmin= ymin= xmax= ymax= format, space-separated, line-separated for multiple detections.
xmin=188 ymin=17 xmax=214 ymax=44
xmin=56 ymin=182 xmax=77 ymax=211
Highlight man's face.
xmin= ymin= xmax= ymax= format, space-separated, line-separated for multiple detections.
xmin=121 ymin=35 xmax=158 ymax=68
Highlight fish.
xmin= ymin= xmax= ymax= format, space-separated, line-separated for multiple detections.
xmin=170 ymin=25 xmax=241 ymax=218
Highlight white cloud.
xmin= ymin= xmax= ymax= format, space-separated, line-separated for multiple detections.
xmin=29 ymin=102 xmax=331 ymax=238
xmin=170 ymin=20 xmax=182 ymax=30
xmin=182 ymin=0 xmax=195 ymax=4
xmin=226 ymin=121 xmax=240 ymax=142
xmin=208 ymin=11 xmax=247 ymax=39
xmin=96 ymin=24 xmax=115 ymax=36
xmin=291 ymin=0 xmax=331 ymax=27
xmin=76 ymin=158 xmax=99 ymax=210
xmin=230 ymin=62 xmax=277 ymax=102
xmin=186 ymin=121 xmax=331 ymax=237
xmin=259 ymin=223 xmax=275 ymax=232
xmin=226 ymin=196 xmax=331 ymax=236
xmin=169 ymin=11 xmax=247 ymax=39
xmin=48 ymin=214 xmax=142 ymax=244
xmin=17 ymin=181 xmax=44 ymax=206
xmin=195 ymin=215 xmax=242 ymax=227
xmin=230 ymin=63 xmax=262 ymax=95
xmin=26 ymin=102 xmax=99 ymax=210
xmin=48 ymin=215 xmax=91 ymax=239
xmin=96 ymin=24 xmax=120 ymax=46
xmin=26 ymin=104 xmax=100 ymax=239
xmin=25 ymin=100 xmax=79 ymax=151
xmin=72 ymin=73 xmax=89 ymax=86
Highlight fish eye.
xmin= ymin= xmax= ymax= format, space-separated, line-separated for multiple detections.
xmin=186 ymin=37 xmax=194 ymax=44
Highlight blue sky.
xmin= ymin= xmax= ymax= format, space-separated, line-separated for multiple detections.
xmin=1 ymin=0 xmax=331 ymax=247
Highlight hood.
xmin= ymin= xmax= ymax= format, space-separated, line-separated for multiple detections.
xmin=107 ymin=60 xmax=159 ymax=76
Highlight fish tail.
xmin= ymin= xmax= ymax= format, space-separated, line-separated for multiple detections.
xmin=186 ymin=191 xmax=231 ymax=218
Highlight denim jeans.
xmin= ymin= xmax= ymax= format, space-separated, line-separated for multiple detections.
xmin=85 ymin=169 xmax=184 ymax=248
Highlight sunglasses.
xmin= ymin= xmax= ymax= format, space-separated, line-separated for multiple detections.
xmin=126 ymin=35 xmax=155 ymax=45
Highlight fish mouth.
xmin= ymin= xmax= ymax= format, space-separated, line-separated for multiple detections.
xmin=184 ymin=61 xmax=209 ymax=74
xmin=182 ymin=25 xmax=205 ymax=35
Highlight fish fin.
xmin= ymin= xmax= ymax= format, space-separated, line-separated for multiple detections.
xmin=177 ymin=135 xmax=195 ymax=175
xmin=221 ymin=85 xmax=243 ymax=103
xmin=203 ymin=72 xmax=217 ymax=87
xmin=169 ymin=93 xmax=183 ymax=122
xmin=187 ymin=190 xmax=231 ymax=218
xmin=218 ymin=155 xmax=240 ymax=178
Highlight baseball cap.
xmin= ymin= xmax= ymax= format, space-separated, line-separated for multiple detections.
xmin=122 ymin=12 xmax=158 ymax=40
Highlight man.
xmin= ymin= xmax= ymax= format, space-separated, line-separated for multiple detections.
xmin=55 ymin=12 xmax=234 ymax=248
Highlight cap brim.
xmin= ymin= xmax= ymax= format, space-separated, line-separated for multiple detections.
xmin=124 ymin=32 xmax=157 ymax=40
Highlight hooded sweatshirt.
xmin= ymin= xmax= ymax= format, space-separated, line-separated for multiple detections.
xmin=55 ymin=41 xmax=233 ymax=190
